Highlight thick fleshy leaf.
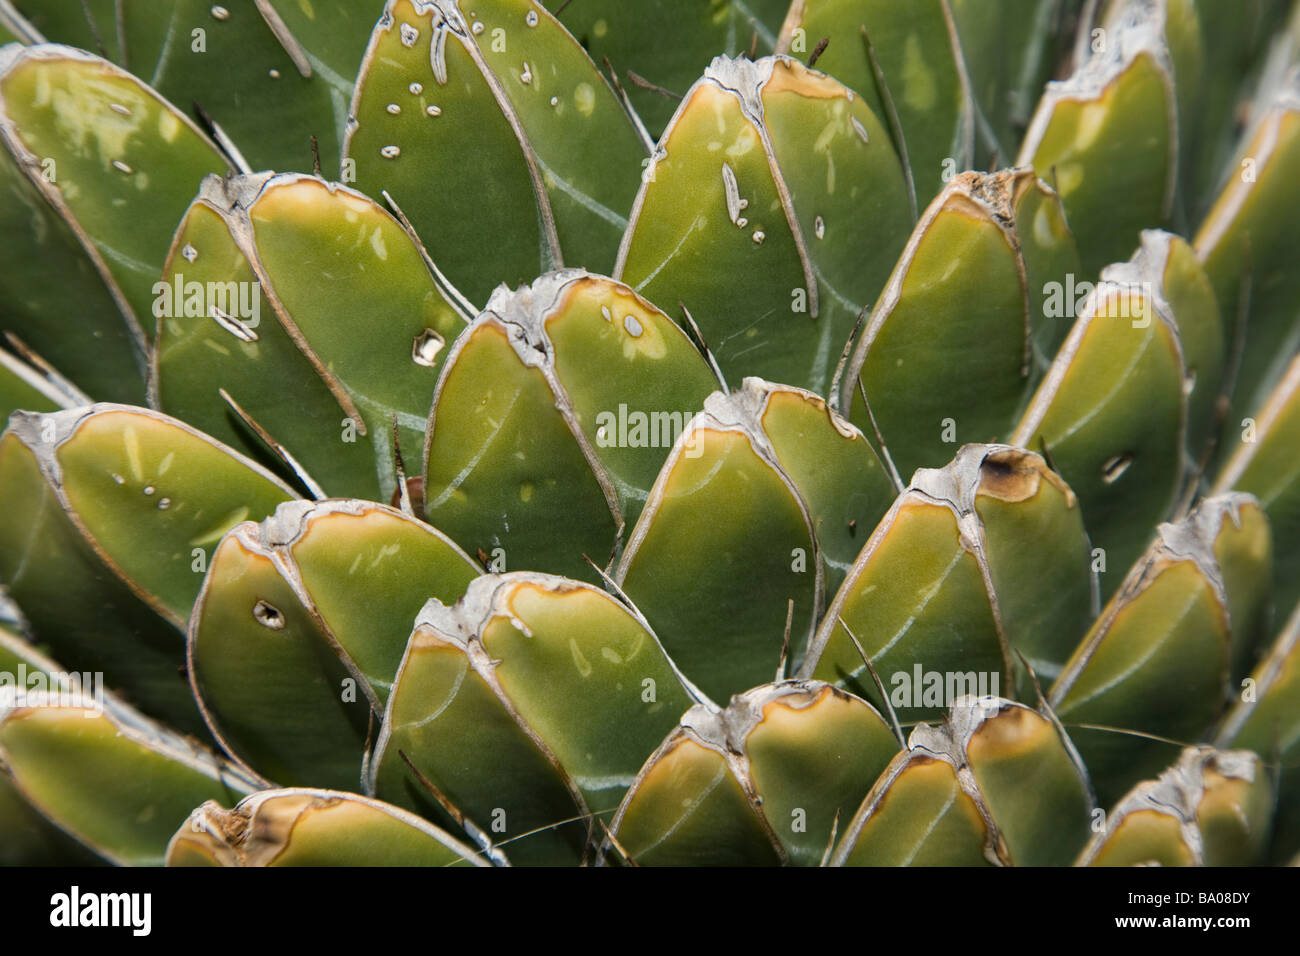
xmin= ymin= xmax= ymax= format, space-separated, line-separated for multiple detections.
xmin=0 ymin=759 xmax=94 ymax=865
xmin=543 ymin=0 xmax=789 ymax=139
xmin=834 ymin=748 xmax=991 ymax=865
xmin=1120 ymin=229 xmax=1223 ymax=464
xmin=614 ymin=390 xmax=819 ymax=703
xmin=167 ymin=789 xmax=488 ymax=867
xmin=1199 ymin=494 xmax=1273 ymax=682
xmin=0 ymin=696 xmax=259 ymax=866
xmin=1218 ymin=600 xmax=1300 ymax=862
xmin=153 ymin=171 xmax=470 ymax=501
xmin=0 ymin=139 xmax=145 ymax=403
xmin=0 ymin=627 xmax=103 ymax=865
xmin=804 ymin=445 xmax=1093 ymax=720
xmin=3 ymin=405 xmax=296 ymax=623
xmin=1078 ymin=747 xmax=1272 ymax=866
xmin=188 ymin=499 xmax=476 ymax=788
xmin=467 ymin=0 xmax=645 ymax=272
xmin=281 ymin=500 xmax=479 ymax=702
xmin=842 ymin=168 xmax=1079 ymax=477
xmin=1102 ymin=0 xmax=1203 ymax=224
xmin=1215 ymin=354 xmax=1300 ymax=613
xmin=374 ymin=573 xmax=693 ymax=828
xmin=422 ymin=270 xmax=716 ymax=580
xmin=466 ymin=575 xmax=694 ymax=816
xmin=610 ymin=727 xmax=781 ymax=867
xmin=804 ymin=468 xmax=1008 ymax=727
xmin=955 ymin=698 xmax=1094 ymax=865
xmin=141 ymin=1 xmax=350 ymax=178
xmin=607 ymin=681 xmax=897 ymax=866
xmin=188 ymin=521 xmax=372 ymax=790
xmin=615 ymin=54 xmax=912 ymax=395
xmin=776 ymin=0 xmax=973 ymax=202
xmin=0 ymin=405 xmax=296 ymax=732
xmin=13 ymin=0 xmax=380 ymax=177
xmin=1016 ymin=2 xmax=1177 ymax=273
xmin=371 ymin=586 xmax=625 ymax=866
xmin=0 ymin=44 xmax=228 ymax=339
xmin=836 ymin=697 xmax=1091 ymax=866
xmin=737 ymin=378 xmax=894 ymax=597
xmin=1049 ymin=496 xmax=1265 ymax=805
xmin=372 ymin=573 xmax=693 ymax=863
xmin=1186 ymin=0 xmax=1284 ymax=219
xmin=345 ymin=0 xmax=643 ymax=305
xmin=266 ymin=0 xmax=380 ymax=88
xmin=1010 ymin=274 xmax=1187 ymax=592
xmin=1194 ymin=70 xmax=1300 ymax=441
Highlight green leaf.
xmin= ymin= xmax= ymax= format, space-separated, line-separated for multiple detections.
xmin=616 ymin=54 xmax=912 ymax=395
xmin=0 ymin=404 xmax=296 ymax=733
xmin=1194 ymin=71 xmax=1300 ymax=441
xmin=469 ymin=0 xmax=645 ymax=272
xmin=609 ymin=681 xmax=896 ymax=866
xmin=345 ymin=0 xmax=643 ymax=305
xmin=1011 ymin=274 xmax=1186 ymax=592
xmin=776 ymin=0 xmax=972 ymax=202
xmin=737 ymin=682 xmax=899 ymax=865
xmin=837 ymin=697 xmax=1091 ymax=866
xmin=957 ymin=698 xmax=1094 ymax=865
xmin=185 ymin=502 xmax=475 ymax=785
xmin=370 ymin=581 xmax=614 ymax=866
xmin=0 ymin=135 xmax=146 ymax=403
xmin=10 ymin=2 xmax=123 ymax=60
xmin=376 ymin=573 xmax=693 ymax=822
xmin=153 ymin=171 xmax=470 ymax=501
xmin=422 ymin=271 xmax=717 ymax=580
xmin=843 ymin=169 xmax=1080 ymax=477
xmin=614 ymin=389 xmax=819 ymax=703
xmin=186 ymin=498 xmax=476 ymax=788
xmin=740 ymin=378 xmax=894 ymax=597
xmin=283 ymin=500 xmax=480 ymax=703
xmin=1218 ymin=600 xmax=1300 ymax=862
xmin=1049 ymin=496 xmax=1259 ymax=805
xmin=0 ymin=695 xmax=259 ymax=866
xmin=542 ymin=0 xmax=790 ymax=140
xmin=0 ymin=43 xmax=228 ymax=339
xmin=1215 ymin=354 xmax=1300 ymax=614
xmin=14 ymin=0 xmax=374 ymax=177
xmin=964 ymin=445 xmax=1095 ymax=692
xmin=1128 ymin=229 xmax=1223 ymax=465
xmin=167 ymin=789 xmax=488 ymax=867
xmin=609 ymin=722 xmax=782 ymax=866
xmin=833 ymin=750 xmax=991 ymax=865
xmin=1186 ymin=0 xmax=1285 ymax=220
xmin=806 ymin=445 xmax=1091 ymax=720
xmin=1077 ymin=747 xmax=1272 ymax=866
xmin=0 ymin=627 xmax=104 ymax=865
xmin=947 ymin=0 xmax=1071 ymax=154
xmin=1016 ymin=3 xmax=1177 ymax=273
xmin=188 ymin=517 xmax=374 ymax=790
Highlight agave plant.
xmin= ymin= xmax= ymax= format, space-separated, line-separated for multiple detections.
xmin=0 ymin=0 xmax=1297 ymax=869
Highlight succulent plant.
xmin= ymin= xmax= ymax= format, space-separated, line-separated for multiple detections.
xmin=0 ymin=0 xmax=1297 ymax=870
